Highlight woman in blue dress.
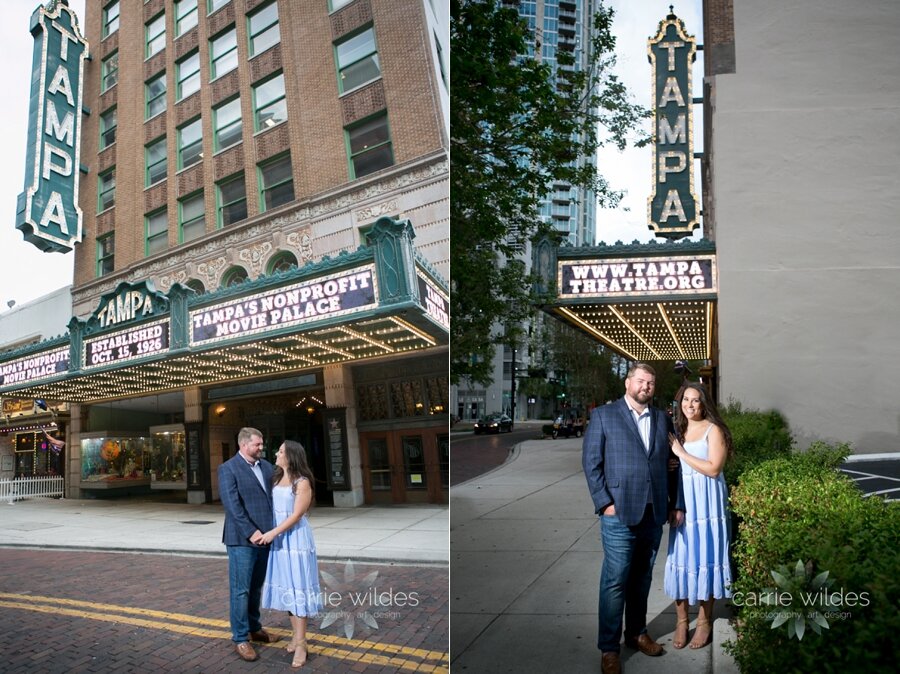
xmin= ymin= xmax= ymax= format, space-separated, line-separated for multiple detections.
xmin=664 ymin=383 xmax=733 ymax=650
xmin=260 ymin=440 xmax=322 ymax=668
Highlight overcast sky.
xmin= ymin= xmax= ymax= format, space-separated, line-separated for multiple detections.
xmin=0 ymin=0 xmax=85 ymax=312
xmin=0 ymin=0 xmax=703 ymax=311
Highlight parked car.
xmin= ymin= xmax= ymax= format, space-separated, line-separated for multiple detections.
xmin=474 ymin=413 xmax=513 ymax=434
xmin=551 ymin=415 xmax=585 ymax=438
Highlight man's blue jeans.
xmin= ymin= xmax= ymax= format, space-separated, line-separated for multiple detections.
xmin=227 ymin=544 xmax=270 ymax=643
xmin=597 ymin=505 xmax=663 ymax=653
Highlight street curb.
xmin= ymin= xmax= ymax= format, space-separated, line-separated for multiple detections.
xmin=844 ymin=452 xmax=900 ymax=462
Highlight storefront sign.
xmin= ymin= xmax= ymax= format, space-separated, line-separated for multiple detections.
xmin=83 ymin=320 xmax=170 ymax=369
xmin=558 ymin=255 xmax=716 ymax=298
xmin=0 ymin=346 xmax=69 ymax=388
xmin=648 ymin=13 xmax=698 ymax=238
xmin=15 ymin=2 xmax=88 ymax=253
xmin=418 ymin=271 xmax=449 ymax=329
xmin=2 ymin=398 xmax=36 ymax=415
xmin=190 ymin=267 xmax=377 ymax=346
xmin=324 ymin=408 xmax=350 ymax=490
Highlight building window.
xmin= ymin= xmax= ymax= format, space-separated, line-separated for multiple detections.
xmin=247 ymin=1 xmax=280 ymax=57
xmin=258 ymin=154 xmax=294 ymax=211
xmin=366 ymin=438 xmax=391 ymax=490
xmin=145 ymin=136 xmax=167 ymax=185
xmin=335 ymin=26 xmax=380 ymax=93
xmin=434 ymin=31 xmax=447 ymax=88
xmin=145 ymin=208 xmax=168 ymax=255
xmin=214 ymin=97 xmax=242 ymax=151
xmin=220 ymin=266 xmax=248 ymax=288
xmin=177 ymin=51 xmax=201 ymax=100
xmin=186 ymin=278 xmax=205 ymax=294
xmin=178 ymin=118 xmax=202 ymax=169
xmin=100 ymin=108 xmax=117 ymax=149
xmin=97 ymin=234 xmax=114 ymax=277
xmin=210 ymin=27 xmax=238 ymax=79
xmin=102 ymin=1 xmax=120 ymax=38
xmin=179 ymin=192 xmax=206 ymax=243
xmin=98 ymin=168 xmax=116 ymax=212
xmin=101 ymin=51 xmax=118 ymax=92
xmin=216 ymin=173 xmax=247 ymax=227
xmin=402 ymin=436 xmax=427 ymax=489
xmin=346 ymin=113 xmax=393 ymax=179
xmin=208 ymin=0 xmax=230 ymax=14
xmin=175 ymin=0 xmax=198 ymax=37
xmin=146 ymin=13 xmax=166 ymax=58
xmin=266 ymin=251 xmax=298 ymax=274
xmin=253 ymin=72 xmax=286 ymax=130
xmin=146 ymin=73 xmax=167 ymax=119
xmin=329 ymin=0 xmax=355 ymax=11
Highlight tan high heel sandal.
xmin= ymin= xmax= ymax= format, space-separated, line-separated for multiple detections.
xmin=291 ymin=638 xmax=308 ymax=668
xmin=673 ymin=618 xmax=690 ymax=649
xmin=689 ymin=619 xmax=712 ymax=649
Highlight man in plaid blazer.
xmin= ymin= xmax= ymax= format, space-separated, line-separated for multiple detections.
xmin=219 ymin=427 xmax=281 ymax=662
xmin=582 ymin=363 xmax=685 ymax=674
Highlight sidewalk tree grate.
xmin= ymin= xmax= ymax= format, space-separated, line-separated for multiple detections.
xmin=179 ymin=520 xmax=215 ymax=525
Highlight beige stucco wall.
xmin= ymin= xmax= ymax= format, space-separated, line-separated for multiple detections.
xmin=711 ymin=0 xmax=900 ymax=453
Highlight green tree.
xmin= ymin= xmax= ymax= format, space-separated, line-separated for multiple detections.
xmin=450 ymin=0 xmax=649 ymax=385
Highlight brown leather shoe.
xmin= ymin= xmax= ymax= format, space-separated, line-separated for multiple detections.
xmin=601 ymin=651 xmax=621 ymax=674
xmin=625 ymin=632 xmax=664 ymax=656
xmin=235 ymin=641 xmax=258 ymax=661
xmin=250 ymin=628 xmax=280 ymax=643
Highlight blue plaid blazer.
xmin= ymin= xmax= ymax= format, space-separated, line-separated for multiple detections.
xmin=582 ymin=397 xmax=684 ymax=527
xmin=218 ymin=452 xmax=275 ymax=546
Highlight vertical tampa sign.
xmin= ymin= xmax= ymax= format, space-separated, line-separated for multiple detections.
xmin=648 ymin=11 xmax=698 ymax=239
xmin=16 ymin=0 xmax=88 ymax=253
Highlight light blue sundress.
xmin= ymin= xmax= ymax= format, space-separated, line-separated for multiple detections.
xmin=261 ymin=478 xmax=322 ymax=616
xmin=664 ymin=424 xmax=732 ymax=604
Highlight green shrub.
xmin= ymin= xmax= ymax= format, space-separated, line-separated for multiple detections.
xmin=727 ymin=443 xmax=900 ymax=672
xmin=721 ymin=400 xmax=793 ymax=488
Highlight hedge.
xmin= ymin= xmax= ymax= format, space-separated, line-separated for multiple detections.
xmin=726 ymin=443 xmax=900 ymax=672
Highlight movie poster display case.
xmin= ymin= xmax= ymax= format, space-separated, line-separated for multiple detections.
xmin=80 ymin=432 xmax=150 ymax=489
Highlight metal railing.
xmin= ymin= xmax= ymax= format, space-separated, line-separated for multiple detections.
xmin=1 ymin=475 xmax=64 ymax=503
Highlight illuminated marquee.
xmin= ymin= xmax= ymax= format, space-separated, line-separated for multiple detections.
xmin=190 ymin=266 xmax=378 ymax=346
xmin=0 ymin=346 xmax=70 ymax=387
xmin=83 ymin=319 xmax=171 ymax=369
xmin=15 ymin=1 xmax=88 ymax=253
xmin=558 ymin=255 xmax=717 ymax=299
xmin=418 ymin=270 xmax=449 ymax=329
xmin=648 ymin=11 xmax=699 ymax=238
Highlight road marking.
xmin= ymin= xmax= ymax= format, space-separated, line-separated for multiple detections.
xmin=0 ymin=593 xmax=448 ymax=672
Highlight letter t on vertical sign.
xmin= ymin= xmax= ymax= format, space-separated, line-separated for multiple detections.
xmin=647 ymin=10 xmax=699 ymax=239
xmin=15 ymin=1 xmax=89 ymax=253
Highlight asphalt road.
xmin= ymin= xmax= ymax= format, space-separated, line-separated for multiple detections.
xmin=840 ymin=458 xmax=900 ymax=500
xmin=450 ymin=422 xmax=546 ymax=485
xmin=0 ymin=548 xmax=449 ymax=673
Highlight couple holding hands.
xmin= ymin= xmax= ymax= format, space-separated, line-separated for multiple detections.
xmin=583 ymin=363 xmax=733 ymax=674
xmin=218 ymin=427 xmax=322 ymax=668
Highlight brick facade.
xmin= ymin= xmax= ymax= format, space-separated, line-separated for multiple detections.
xmin=73 ymin=0 xmax=449 ymax=302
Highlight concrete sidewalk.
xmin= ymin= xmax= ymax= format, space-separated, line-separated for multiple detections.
xmin=450 ymin=436 xmax=738 ymax=673
xmin=0 ymin=496 xmax=448 ymax=565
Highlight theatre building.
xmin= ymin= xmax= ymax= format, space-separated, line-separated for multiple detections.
xmin=1 ymin=0 xmax=450 ymax=505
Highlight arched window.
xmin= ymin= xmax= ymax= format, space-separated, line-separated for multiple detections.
xmin=185 ymin=278 xmax=205 ymax=295
xmin=266 ymin=250 xmax=298 ymax=275
xmin=220 ymin=266 xmax=249 ymax=288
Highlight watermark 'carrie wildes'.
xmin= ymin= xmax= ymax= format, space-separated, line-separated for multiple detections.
xmin=315 ymin=561 xmax=421 ymax=639
xmin=732 ymin=560 xmax=870 ymax=640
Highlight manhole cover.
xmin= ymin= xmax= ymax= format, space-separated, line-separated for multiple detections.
xmin=180 ymin=520 xmax=215 ymax=525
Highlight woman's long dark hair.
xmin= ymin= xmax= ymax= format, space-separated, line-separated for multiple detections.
xmin=674 ymin=382 xmax=735 ymax=459
xmin=272 ymin=439 xmax=316 ymax=498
